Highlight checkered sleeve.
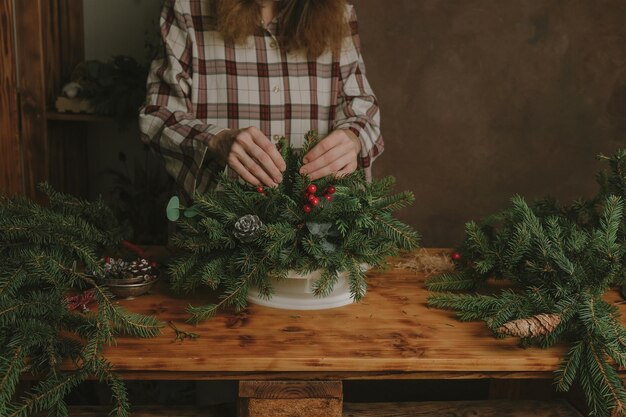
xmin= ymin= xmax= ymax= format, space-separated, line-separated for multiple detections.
xmin=139 ymin=0 xmax=227 ymax=200
xmin=333 ymin=6 xmax=384 ymax=181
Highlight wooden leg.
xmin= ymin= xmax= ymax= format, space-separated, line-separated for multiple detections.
xmin=238 ymin=381 xmax=342 ymax=417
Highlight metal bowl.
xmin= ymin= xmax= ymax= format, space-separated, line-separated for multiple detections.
xmin=100 ymin=275 xmax=146 ymax=286
xmin=96 ymin=268 xmax=161 ymax=299
xmin=104 ymin=276 xmax=159 ymax=299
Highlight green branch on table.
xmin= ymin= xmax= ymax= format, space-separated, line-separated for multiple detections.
xmin=427 ymin=148 xmax=626 ymax=417
xmin=0 ymin=184 xmax=163 ymax=417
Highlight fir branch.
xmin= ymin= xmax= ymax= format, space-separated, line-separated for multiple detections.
xmin=425 ymin=271 xmax=479 ymax=292
xmin=371 ymin=212 xmax=420 ymax=251
xmin=554 ymin=339 xmax=583 ymax=392
xmin=584 ymin=337 xmax=626 ymax=417
xmin=0 ymin=185 xmax=162 ymax=416
xmin=312 ymin=269 xmax=339 ymax=298
xmin=0 ymin=347 xmax=25 ymax=405
xmin=426 ymin=149 xmax=626 ymax=417
xmin=6 ymin=371 xmax=88 ymax=417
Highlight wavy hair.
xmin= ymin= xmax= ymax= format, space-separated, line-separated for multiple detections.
xmin=216 ymin=0 xmax=349 ymax=57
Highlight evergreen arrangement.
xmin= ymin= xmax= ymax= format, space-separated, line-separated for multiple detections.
xmin=167 ymin=132 xmax=420 ymax=322
xmin=427 ymin=149 xmax=626 ymax=417
xmin=0 ymin=184 xmax=162 ymax=417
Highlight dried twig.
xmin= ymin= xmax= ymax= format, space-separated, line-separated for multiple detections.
xmin=168 ymin=321 xmax=199 ymax=342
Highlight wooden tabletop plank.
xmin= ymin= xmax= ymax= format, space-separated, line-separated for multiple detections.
xmin=84 ymin=250 xmax=626 ymax=378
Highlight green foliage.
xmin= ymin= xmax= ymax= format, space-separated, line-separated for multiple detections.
xmin=427 ymin=148 xmax=626 ymax=417
xmin=0 ymin=184 xmax=162 ymax=416
xmin=71 ymin=56 xmax=148 ymax=127
xmin=169 ymin=132 xmax=420 ymax=322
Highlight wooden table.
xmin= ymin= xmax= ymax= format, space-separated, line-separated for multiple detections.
xmin=86 ymin=250 xmax=619 ymax=416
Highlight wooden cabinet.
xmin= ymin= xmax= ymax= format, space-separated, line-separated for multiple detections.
xmin=1 ymin=0 xmax=90 ymax=198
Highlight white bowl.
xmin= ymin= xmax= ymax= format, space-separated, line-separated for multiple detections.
xmin=247 ymin=265 xmax=369 ymax=310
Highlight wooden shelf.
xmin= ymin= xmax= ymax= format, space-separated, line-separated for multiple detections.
xmin=46 ymin=111 xmax=113 ymax=123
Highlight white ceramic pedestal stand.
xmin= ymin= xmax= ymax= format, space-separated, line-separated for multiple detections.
xmin=247 ymin=270 xmax=356 ymax=310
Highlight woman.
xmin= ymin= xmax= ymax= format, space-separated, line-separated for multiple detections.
xmin=139 ymin=0 xmax=383 ymax=201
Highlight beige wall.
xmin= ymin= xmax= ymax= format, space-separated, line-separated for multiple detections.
xmin=352 ymin=0 xmax=626 ymax=246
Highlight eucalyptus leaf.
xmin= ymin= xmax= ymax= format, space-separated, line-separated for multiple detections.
xmin=184 ymin=205 xmax=201 ymax=218
xmin=166 ymin=196 xmax=181 ymax=222
xmin=320 ymin=239 xmax=338 ymax=253
xmin=306 ymin=222 xmax=333 ymax=237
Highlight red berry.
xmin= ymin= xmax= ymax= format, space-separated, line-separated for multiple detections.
xmin=310 ymin=197 xmax=320 ymax=206
xmin=104 ymin=256 xmax=111 ymax=264
xmin=303 ymin=204 xmax=312 ymax=213
xmin=451 ymin=252 xmax=462 ymax=261
xmin=308 ymin=194 xmax=317 ymax=203
xmin=327 ymin=185 xmax=336 ymax=194
xmin=324 ymin=194 xmax=333 ymax=201
xmin=256 ymin=186 xmax=264 ymax=193
xmin=307 ymin=184 xmax=317 ymax=194
xmin=149 ymin=261 xmax=158 ymax=268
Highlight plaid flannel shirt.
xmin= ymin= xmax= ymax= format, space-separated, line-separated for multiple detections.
xmin=139 ymin=0 xmax=384 ymax=200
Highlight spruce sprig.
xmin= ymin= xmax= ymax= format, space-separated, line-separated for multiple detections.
xmin=0 ymin=184 xmax=163 ymax=417
xmin=427 ymin=148 xmax=626 ymax=417
xmin=169 ymin=132 xmax=420 ymax=322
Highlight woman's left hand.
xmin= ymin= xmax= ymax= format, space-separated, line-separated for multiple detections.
xmin=300 ymin=130 xmax=362 ymax=181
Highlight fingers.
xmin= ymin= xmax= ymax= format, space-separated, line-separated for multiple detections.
xmin=302 ymin=131 xmax=342 ymax=164
xmin=229 ymin=142 xmax=278 ymax=187
xmin=228 ymin=154 xmax=261 ymax=187
xmin=306 ymin=152 xmax=356 ymax=181
xmin=240 ymin=128 xmax=284 ymax=183
xmin=226 ymin=127 xmax=286 ymax=187
xmin=335 ymin=160 xmax=359 ymax=178
xmin=248 ymin=128 xmax=287 ymax=173
xmin=301 ymin=142 xmax=352 ymax=178
xmin=300 ymin=130 xmax=361 ymax=181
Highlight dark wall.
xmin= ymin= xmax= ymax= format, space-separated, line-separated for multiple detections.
xmin=352 ymin=0 xmax=626 ymax=246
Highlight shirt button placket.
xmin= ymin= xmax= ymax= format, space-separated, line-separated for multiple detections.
xmin=267 ymin=34 xmax=285 ymax=146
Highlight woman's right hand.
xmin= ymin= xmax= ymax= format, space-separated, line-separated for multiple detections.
xmin=225 ymin=127 xmax=286 ymax=187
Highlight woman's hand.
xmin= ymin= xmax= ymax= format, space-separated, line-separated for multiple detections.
xmin=300 ymin=130 xmax=362 ymax=181
xmin=225 ymin=127 xmax=286 ymax=187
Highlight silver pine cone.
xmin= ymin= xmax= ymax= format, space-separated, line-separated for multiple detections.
xmin=234 ymin=215 xmax=263 ymax=242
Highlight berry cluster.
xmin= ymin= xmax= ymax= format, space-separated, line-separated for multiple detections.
xmin=303 ymin=184 xmax=336 ymax=213
xmin=254 ymin=183 xmax=337 ymax=214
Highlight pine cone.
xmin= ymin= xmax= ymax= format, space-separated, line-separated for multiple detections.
xmin=234 ymin=215 xmax=263 ymax=242
xmin=129 ymin=258 xmax=152 ymax=277
xmin=496 ymin=313 xmax=561 ymax=338
xmin=94 ymin=258 xmax=128 ymax=279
